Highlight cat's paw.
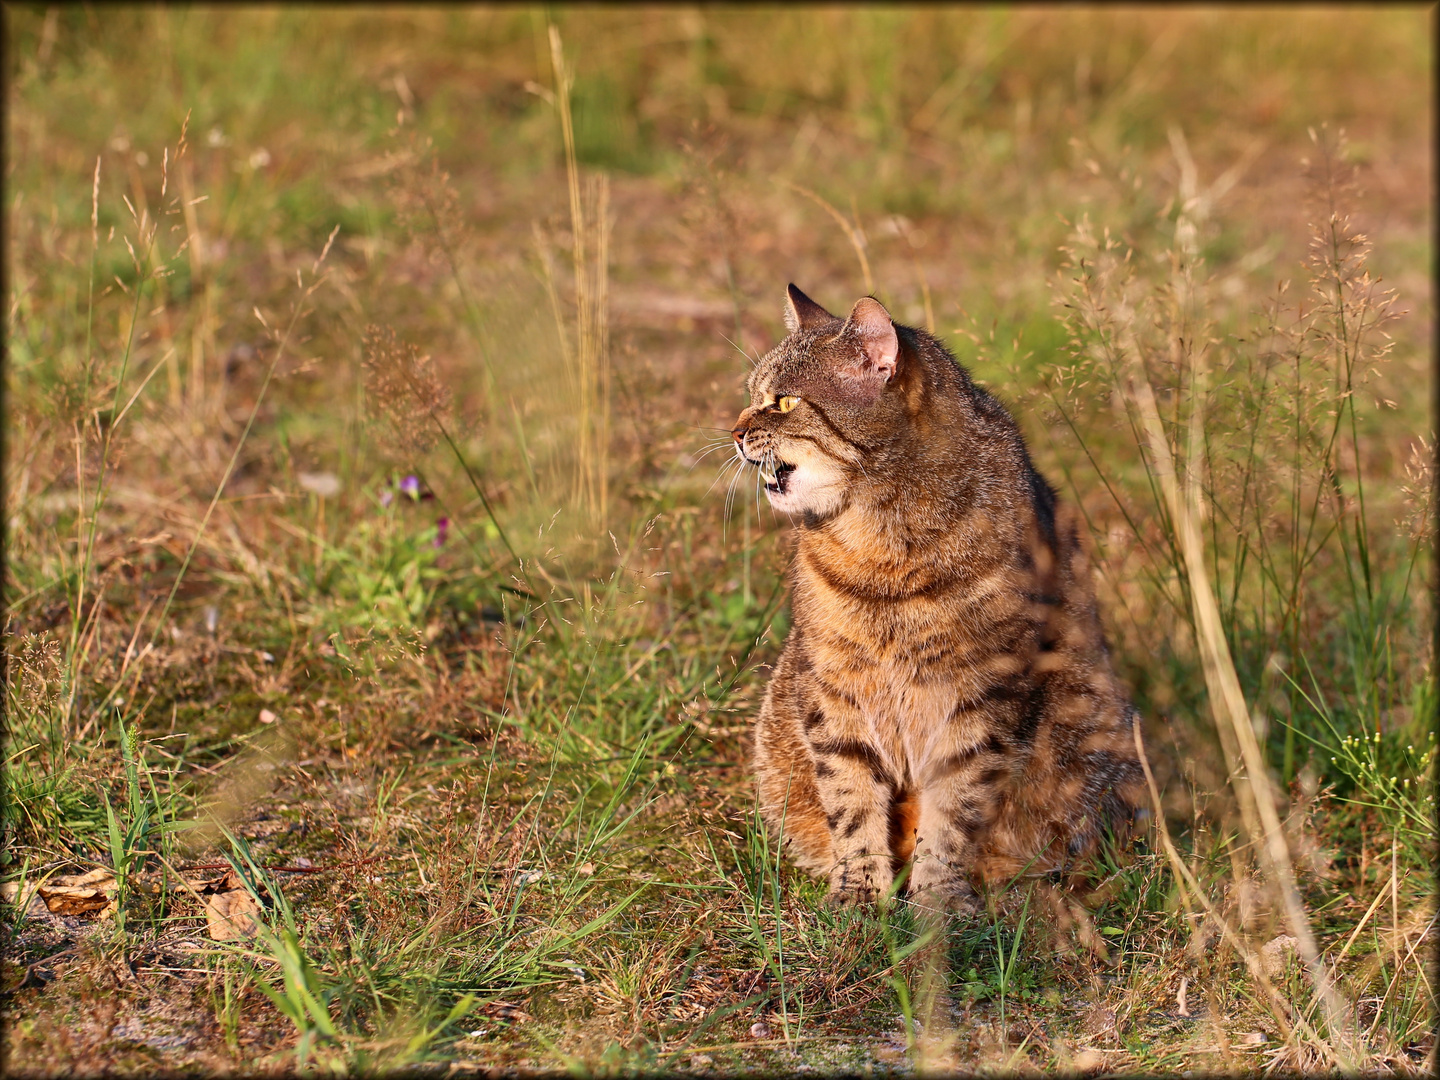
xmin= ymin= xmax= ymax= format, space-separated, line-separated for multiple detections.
xmin=826 ymin=883 xmax=881 ymax=909
xmin=907 ymin=860 xmax=978 ymax=916
xmin=827 ymin=856 xmax=893 ymax=908
xmin=907 ymin=885 xmax=979 ymax=917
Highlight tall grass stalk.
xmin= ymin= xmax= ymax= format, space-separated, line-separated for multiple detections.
xmin=734 ymin=804 xmax=798 ymax=1046
xmin=908 ymin=909 xmax=957 ymax=1072
xmin=1133 ymin=725 xmax=1304 ymax=1038
xmin=63 ymin=145 xmax=168 ymax=731
xmin=547 ymin=24 xmax=612 ymax=524
xmin=1158 ymin=147 xmax=1348 ymax=1044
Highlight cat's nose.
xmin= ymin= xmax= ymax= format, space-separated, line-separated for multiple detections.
xmin=732 ymin=424 xmax=747 ymax=448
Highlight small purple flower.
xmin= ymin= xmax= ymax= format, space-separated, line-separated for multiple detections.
xmin=433 ymin=516 xmax=449 ymax=548
xmin=380 ymin=488 xmax=394 ymax=508
xmin=400 ymin=474 xmax=421 ymax=500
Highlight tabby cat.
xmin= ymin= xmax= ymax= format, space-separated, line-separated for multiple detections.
xmin=734 ymin=284 xmax=1146 ymax=910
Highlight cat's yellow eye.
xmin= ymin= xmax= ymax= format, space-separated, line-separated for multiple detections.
xmin=776 ymin=395 xmax=800 ymax=413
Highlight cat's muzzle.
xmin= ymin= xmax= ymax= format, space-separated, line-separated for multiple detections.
xmin=737 ymin=435 xmax=796 ymax=495
xmin=759 ymin=461 xmax=796 ymax=495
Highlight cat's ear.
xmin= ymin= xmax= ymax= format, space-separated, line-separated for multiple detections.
xmin=845 ymin=297 xmax=899 ymax=384
xmin=783 ymin=283 xmax=837 ymax=332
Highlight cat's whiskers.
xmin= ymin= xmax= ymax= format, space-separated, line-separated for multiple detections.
xmin=753 ymin=448 xmax=769 ymax=518
xmin=691 ymin=425 xmax=743 ymax=469
xmin=704 ymin=454 xmax=746 ymax=504
xmin=722 ymin=454 xmax=751 ymax=543
xmin=692 ymin=424 xmax=737 ymax=439
xmin=721 ymin=446 xmax=747 ymax=507
xmin=719 ymin=332 xmax=759 ymax=369
xmin=690 ymin=441 xmax=739 ymax=467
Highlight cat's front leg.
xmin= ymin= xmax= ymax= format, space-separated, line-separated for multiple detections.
xmin=909 ymin=736 xmax=1013 ymax=913
xmin=806 ymin=698 xmax=897 ymax=906
xmin=814 ymin=751 xmax=896 ymax=906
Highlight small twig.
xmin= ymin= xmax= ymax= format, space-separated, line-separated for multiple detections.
xmin=784 ymin=181 xmax=873 ymax=295
xmin=22 ymin=946 xmax=79 ymax=987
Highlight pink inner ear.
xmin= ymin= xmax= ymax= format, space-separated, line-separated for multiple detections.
xmin=850 ymin=298 xmax=898 ymax=380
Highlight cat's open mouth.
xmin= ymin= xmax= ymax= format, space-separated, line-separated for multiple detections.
xmin=759 ymin=461 xmax=796 ymax=495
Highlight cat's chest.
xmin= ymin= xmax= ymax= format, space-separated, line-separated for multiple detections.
xmin=793 ymin=535 xmax=1034 ymax=753
xmin=793 ymin=546 xmax=1025 ymax=666
xmin=804 ymin=633 xmax=1004 ymax=779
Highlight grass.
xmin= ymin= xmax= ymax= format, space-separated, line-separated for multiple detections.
xmin=3 ymin=6 xmax=1434 ymax=1075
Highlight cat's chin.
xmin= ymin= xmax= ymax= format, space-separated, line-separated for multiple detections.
xmin=764 ymin=479 xmax=845 ymax=520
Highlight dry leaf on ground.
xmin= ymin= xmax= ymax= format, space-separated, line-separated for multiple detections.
xmin=37 ymin=887 xmax=114 ymax=917
xmin=181 ymin=872 xmax=230 ymax=894
xmin=38 ymin=869 xmax=118 ymax=917
xmin=204 ymin=890 xmax=263 ymax=940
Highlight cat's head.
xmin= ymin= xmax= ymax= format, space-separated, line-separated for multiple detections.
xmin=730 ymin=284 xmax=907 ymax=521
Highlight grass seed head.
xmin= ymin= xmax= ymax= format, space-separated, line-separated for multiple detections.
xmin=362 ymin=324 xmax=451 ymax=460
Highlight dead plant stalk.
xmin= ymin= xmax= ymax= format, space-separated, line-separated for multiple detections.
xmin=1120 ymin=149 xmax=1356 ymax=1063
xmin=548 ymin=24 xmax=611 ymax=523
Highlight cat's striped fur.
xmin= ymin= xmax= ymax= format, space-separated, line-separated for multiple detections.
xmin=734 ymin=285 xmax=1146 ymax=909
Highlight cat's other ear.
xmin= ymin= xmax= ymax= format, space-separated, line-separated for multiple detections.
xmin=845 ymin=297 xmax=899 ymax=384
xmin=783 ymin=283 xmax=837 ymax=333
